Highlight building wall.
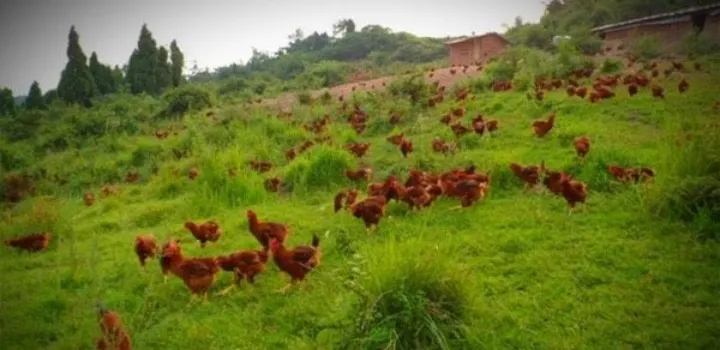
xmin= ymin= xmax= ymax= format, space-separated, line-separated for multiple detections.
xmin=448 ymin=40 xmax=475 ymax=66
xmin=448 ymin=35 xmax=508 ymax=66
xmin=706 ymin=12 xmax=720 ymax=42
xmin=599 ymin=13 xmax=720 ymax=55
xmin=476 ymin=35 xmax=509 ymax=62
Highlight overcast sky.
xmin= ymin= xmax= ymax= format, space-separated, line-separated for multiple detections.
xmin=0 ymin=0 xmax=545 ymax=94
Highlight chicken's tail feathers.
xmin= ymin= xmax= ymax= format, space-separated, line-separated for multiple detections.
xmin=311 ymin=234 xmax=321 ymax=248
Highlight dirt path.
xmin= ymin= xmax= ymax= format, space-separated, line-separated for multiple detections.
xmin=260 ymin=65 xmax=485 ymax=112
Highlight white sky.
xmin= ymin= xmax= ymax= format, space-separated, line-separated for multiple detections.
xmin=0 ymin=0 xmax=545 ymax=94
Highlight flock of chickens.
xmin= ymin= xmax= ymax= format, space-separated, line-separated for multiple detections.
xmin=4 ymin=56 xmax=700 ymax=349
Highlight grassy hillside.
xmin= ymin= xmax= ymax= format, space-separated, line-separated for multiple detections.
xmin=2 ymin=51 xmax=720 ymax=349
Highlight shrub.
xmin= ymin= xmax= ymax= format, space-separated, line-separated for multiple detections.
xmin=159 ymin=85 xmax=215 ymax=117
xmin=339 ymin=240 xmax=473 ymax=350
xmin=296 ymin=91 xmax=312 ymax=105
xmin=387 ymin=73 xmax=430 ymax=106
xmin=683 ymin=32 xmax=720 ymax=58
xmin=599 ymin=58 xmax=624 ymax=74
xmin=631 ymin=36 xmax=661 ymax=61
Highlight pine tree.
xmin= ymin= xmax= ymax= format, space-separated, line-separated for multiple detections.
xmin=0 ymin=87 xmax=16 ymax=117
xmin=44 ymin=89 xmax=58 ymax=104
xmin=57 ymin=26 xmax=97 ymax=106
xmin=24 ymin=81 xmax=46 ymax=110
xmin=111 ymin=66 xmax=125 ymax=91
xmin=126 ymin=24 xmax=158 ymax=94
xmin=170 ymin=40 xmax=185 ymax=87
xmin=155 ymin=46 xmax=172 ymax=93
xmin=89 ymin=52 xmax=117 ymax=95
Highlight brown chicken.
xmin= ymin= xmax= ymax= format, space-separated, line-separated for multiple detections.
xmin=628 ymin=84 xmax=638 ymax=97
xmin=400 ymin=139 xmax=413 ymax=158
xmin=184 ymin=220 xmax=222 ymax=248
xmin=652 ymin=85 xmax=665 ymax=99
xmin=188 ymin=168 xmax=200 ymax=180
xmin=160 ymin=239 xmax=220 ymax=302
xmin=134 ymin=235 xmax=157 ymax=268
xmin=345 ymin=168 xmax=373 ymax=182
xmin=249 ymin=160 xmax=273 ymax=173
xmin=264 ymin=177 xmax=283 ymax=192
xmin=678 ymin=79 xmax=689 ymax=93
xmin=216 ymin=249 xmax=269 ymax=295
xmin=510 ymin=162 xmax=544 ymax=189
xmin=558 ymin=172 xmax=588 ymax=213
xmin=574 ymin=136 xmax=590 ymax=158
xmin=125 ymin=171 xmax=139 ymax=183
xmin=344 ymin=142 xmax=371 ymax=158
xmin=350 ymin=195 xmax=388 ymax=231
xmin=100 ymin=185 xmax=119 ymax=198
xmin=95 ymin=303 xmax=132 ymax=350
xmin=4 ymin=232 xmax=51 ymax=253
xmin=532 ymin=113 xmax=556 ymax=137
xmin=84 ymin=192 xmax=96 ymax=206
xmin=269 ymin=233 xmax=321 ymax=293
xmin=386 ymin=132 xmax=405 ymax=145
xmin=451 ymin=123 xmax=471 ymax=137
xmin=543 ymin=170 xmax=566 ymax=196
xmin=400 ymin=185 xmax=432 ymax=210
xmin=334 ymin=188 xmax=359 ymax=212
xmin=247 ymin=210 xmax=289 ymax=250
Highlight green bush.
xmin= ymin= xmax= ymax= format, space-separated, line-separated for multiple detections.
xmin=683 ymin=32 xmax=720 ymax=58
xmin=631 ymin=36 xmax=661 ymax=61
xmin=296 ymin=91 xmax=313 ymax=105
xmin=387 ymin=73 xmax=430 ymax=106
xmin=159 ymin=85 xmax=215 ymax=117
xmin=599 ymin=58 xmax=624 ymax=74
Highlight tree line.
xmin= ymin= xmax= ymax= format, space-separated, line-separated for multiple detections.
xmin=0 ymin=24 xmax=185 ymax=116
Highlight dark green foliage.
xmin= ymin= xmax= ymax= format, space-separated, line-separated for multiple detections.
xmin=170 ymin=40 xmax=184 ymax=87
xmin=126 ymin=24 xmax=159 ymax=95
xmin=43 ymin=89 xmax=58 ymax=105
xmin=24 ymin=81 xmax=46 ymax=110
xmin=155 ymin=46 xmax=172 ymax=91
xmin=387 ymin=73 xmax=430 ymax=106
xmin=0 ymin=87 xmax=17 ymax=117
xmin=504 ymin=0 xmax=720 ymax=50
xmin=89 ymin=52 xmax=118 ymax=95
xmin=159 ymin=85 xmax=214 ymax=117
xmin=56 ymin=26 xmax=97 ymax=107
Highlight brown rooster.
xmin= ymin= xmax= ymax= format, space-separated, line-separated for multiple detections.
xmin=4 ymin=232 xmax=51 ymax=253
xmin=386 ymin=132 xmax=405 ymax=145
xmin=269 ymin=233 xmax=321 ymax=293
xmin=160 ymin=239 xmax=220 ymax=302
xmin=184 ymin=220 xmax=222 ymax=248
xmin=532 ymin=113 xmax=556 ymax=138
xmin=188 ymin=168 xmax=200 ymax=180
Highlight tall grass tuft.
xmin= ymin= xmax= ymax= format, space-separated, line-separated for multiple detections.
xmin=284 ymin=146 xmax=354 ymax=192
xmin=340 ymin=240 xmax=474 ymax=350
xmin=647 ymin=124 xmax=720 ymax=239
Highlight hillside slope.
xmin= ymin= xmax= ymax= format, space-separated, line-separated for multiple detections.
xmin=1 ymin=57 xmax=720 ymax=350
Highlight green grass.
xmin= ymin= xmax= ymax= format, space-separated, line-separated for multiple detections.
xmin=2 ymin=61 xmax=720 ymax=350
